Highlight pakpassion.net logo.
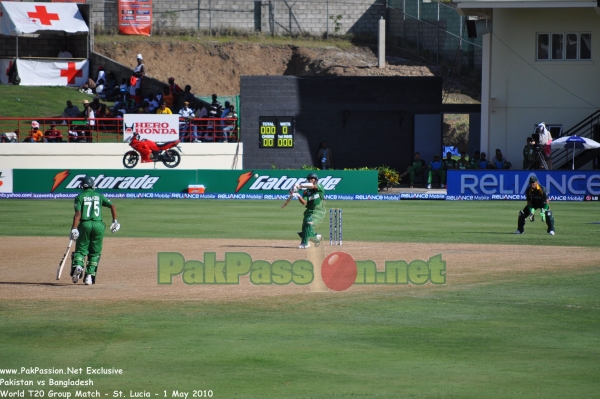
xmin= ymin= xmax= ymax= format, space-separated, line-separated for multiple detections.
xmin=157 ymin=252 xmax=446 ymax=291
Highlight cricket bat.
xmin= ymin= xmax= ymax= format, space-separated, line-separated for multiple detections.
xmin=56 ymin=239 xmax=74 ymax=280
xmin=281 ymin=193 xmax=294 ymax=209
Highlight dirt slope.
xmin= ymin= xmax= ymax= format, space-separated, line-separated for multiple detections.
xmin=95 ymin=41 xmax=444 ymax=97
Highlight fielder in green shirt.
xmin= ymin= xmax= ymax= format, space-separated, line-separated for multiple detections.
xmin=70 ymin=175 xmax=120 ymax=285
xmin=290 ymin=172 xmax=325 ymax=249
xmin=515 ymin=175 xmax=555 ymax=235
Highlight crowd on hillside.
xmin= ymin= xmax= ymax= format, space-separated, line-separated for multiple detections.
xmin=1 ymin=53 xmax=238 ymax=143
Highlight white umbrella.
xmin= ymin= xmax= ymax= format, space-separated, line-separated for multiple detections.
xmin=551 ymin=135 xmax=600 ymax=170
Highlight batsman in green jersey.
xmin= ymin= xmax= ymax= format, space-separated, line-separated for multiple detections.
xmin=291 ymin=172 xmax=325 ymax=249
xmin=70 ymin=175 xmax=120 ymax=285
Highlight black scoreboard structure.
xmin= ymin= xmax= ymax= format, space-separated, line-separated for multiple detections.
xmin=258 ymin=116 xmax=295 ymax=148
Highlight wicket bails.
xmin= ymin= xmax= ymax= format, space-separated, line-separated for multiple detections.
xmin=329 ymin=208 xmax=342 ymax=245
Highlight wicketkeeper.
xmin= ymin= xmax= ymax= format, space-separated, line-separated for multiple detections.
xmin=515 ymin=175 xmax=555 ymax=235
xmin=290 ymin=172 xmax=325 ymax=249
xmin=70 ymin=175 xmax=120 ymax=285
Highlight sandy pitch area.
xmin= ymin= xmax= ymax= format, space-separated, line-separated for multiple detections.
xmin=1 ymin=237 xmax=599 ymax=301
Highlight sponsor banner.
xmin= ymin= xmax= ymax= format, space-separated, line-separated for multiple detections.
xmin=12 ymin=169 xmax=378 ymax=195
xmin=400 ymin=193 xmax=446 ymax=200
xmin=448 ymin=170 xmax=600 ymax=199
xmin=16 ymin=59 xmax=89 ymax=87
xmin=0 ymin=169 xmax=14 ymax=193
xmin=123 ymin=114 xmax=179 ymax=141
xmin=118 ymin=0 xmax=152 ymax=36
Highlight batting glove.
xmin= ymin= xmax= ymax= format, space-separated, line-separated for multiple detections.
xmin=110 ymin=220 xmax=120 ymax=233
xmin=528 ymin=207 xmax=535 ymax=216
xmin=293 ymin=184 xmax=301 ymax=192
xmin=541 ymin=211 xmax=546 ymax=223
xmin=292 ymin=192 xmax=301 ymax=199
xmin=70 ymin=229 xmax=79 ymax=240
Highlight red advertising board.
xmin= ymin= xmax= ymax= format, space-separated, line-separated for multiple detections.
xmin=118 ymin=0 xmax=152 ymax=36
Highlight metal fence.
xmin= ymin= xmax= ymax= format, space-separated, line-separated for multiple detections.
xmin=89 ymin=0 xmax=386 ymax=38
xmin=387 ymin=0 xmax=482 ymax=97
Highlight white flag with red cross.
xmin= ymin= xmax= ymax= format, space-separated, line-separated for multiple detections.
xmin=16 ymin=59 xmax=89 ymax=86
xmin=0 ymin=2 xmax=89 ymax=35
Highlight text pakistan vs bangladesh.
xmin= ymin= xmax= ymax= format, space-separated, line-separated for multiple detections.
xmin=0 ymin=367 xmax=213 ymax=398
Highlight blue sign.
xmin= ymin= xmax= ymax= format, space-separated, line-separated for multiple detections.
xmin=447 ymin=170 xmax=600 ymax=201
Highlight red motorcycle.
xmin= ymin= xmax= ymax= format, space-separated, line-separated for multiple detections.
xmin=123 ymin=133 xmax=182 ymax=169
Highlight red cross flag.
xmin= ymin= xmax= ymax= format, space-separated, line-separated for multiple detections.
xmin=0 ymin=2 xmax=89 ymax=35
xmin=17 ymin=59 xmax=89 ymax=86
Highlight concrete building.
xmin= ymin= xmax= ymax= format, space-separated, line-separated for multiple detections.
xmin=455 ymin=0 xmax=600 ymax=166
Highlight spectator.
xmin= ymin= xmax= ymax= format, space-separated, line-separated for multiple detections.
xmin=427 ymin=154 xmax=445 ymax=189
xmin=169 ymin=77 xmax=183 ymax=93
xmin=90 ymin=98 xmax=102 ymax=113
xmin=178 ymin=101 xmax=197 ymax=142
xmin=1 ymin=129 xmax=19 ymax=143
xmin=103 ymin=72 xmax=117 ymax=93
xmin=96 ymin=66 xmax=106 ymax=86
xmin=456 ymin=151 xmax=469 ymax=170
xmin=58 ymin=46 xmax=73 ymax=58
xmin=208 ymin=94 xmax=223 ymax=142
xmin=400 ymin=152 xmax=426 ymax=188
xmin=105 ymin=77 xmax=127 ymax=102
xmin=27 ymin=121 xmax=47 ymax=142
xmin=82 ymin=100 xmax=95 ymax=142
xmin=536 ymin=122 xmax=553 ymax=170
xmin=156 ymin=101 xmax=172 ymax=115
xmin=131 ymin=54 xmax=145 ymax=94
xmin=523 ymin=137 xmax=535 ymax=169
xmin=441 ymin=151 xmax=456 ymax=188
xmin=316 ymin=141 xmax=332 ymax=170
xmin=168 ymin=77 xmax=183 ymax=93
xmin=62 ymin=100 xmax=80 ymax=121
xmin=144 ymin=95 xmax=159 ymax=113
xmin=221 ymin=101 xmax=232 ymax=119
xmin=44 ymin=124 xmax=63 ymax=142
xmin=182 ymin=85 xmax=195 ymax=108
xmin=492 ymin=149 xmax=512 ymax=169
xmin=113 ymin=93 xmax=137 ymax=118
xmin=162 ymin=86 xmax=174 ymax=109
xmin=475 ymin=152 xmax=492 ymax=169
xmin=222 ymin=104 xmax=238 ymax=142
xmin=468 ymin=151 xmax=480 ymax=169
xmin=442 ymin=151 xmax=457 ymax=171
xmin=132 ymin=88 xmax=143 ymax=108
xmin=194 ymin=101 xmax=209 ymax=142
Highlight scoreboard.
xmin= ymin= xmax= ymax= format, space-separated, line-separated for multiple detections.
xmin=259 ymin=116 xmax=295 ymax=148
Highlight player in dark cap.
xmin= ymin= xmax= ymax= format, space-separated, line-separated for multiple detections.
xmin=515 ymin=176 xmax=555 ymax=235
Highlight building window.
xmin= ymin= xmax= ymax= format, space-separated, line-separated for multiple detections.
xmin=537 ymin=33 xmax=591 ymax=61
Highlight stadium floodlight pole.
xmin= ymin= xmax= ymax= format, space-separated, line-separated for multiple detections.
xmin=326 ymin=0 xmax=329 ymax=39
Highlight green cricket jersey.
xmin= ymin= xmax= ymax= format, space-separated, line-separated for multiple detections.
xmin=74 ymin=188 xmax=113 ymax=222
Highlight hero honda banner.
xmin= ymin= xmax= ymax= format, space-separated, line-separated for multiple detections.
xmin=123 ymin=114 xmax=179 ymax=141
xmin=12 ymin=170 xmax=378 ymax=195
xmin=118 ymin=0 xmax=153 ymax=36
xmin=447 ymin=170 xmax=600 ymax=201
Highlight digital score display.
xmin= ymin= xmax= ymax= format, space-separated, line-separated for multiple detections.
xmin=259 ymin=116 xmax=295 ymax=148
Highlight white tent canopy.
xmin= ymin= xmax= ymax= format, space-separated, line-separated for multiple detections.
xmin=0 ymin=2 xmax=89 ymax=36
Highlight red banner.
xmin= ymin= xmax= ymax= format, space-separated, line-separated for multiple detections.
xmin=118 ymin=0 xmax=152 ymax=36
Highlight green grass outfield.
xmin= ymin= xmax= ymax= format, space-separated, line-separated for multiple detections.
xmin=1 ymin=199 xmax=599 ymax=246
xmin=1 ymin=199 xmax=599 ymax=398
